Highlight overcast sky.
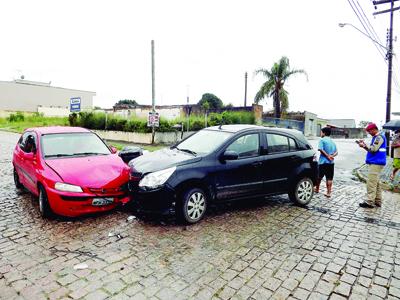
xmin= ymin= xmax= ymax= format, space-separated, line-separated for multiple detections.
xmin=1 ymin=0 xmax=399 ymax=126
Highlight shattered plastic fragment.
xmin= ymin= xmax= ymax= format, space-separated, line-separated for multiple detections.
xmin=127 ymin=215 xmax=136 ymax=222
xmin=73 ymin=263 xmax=88 ymax=270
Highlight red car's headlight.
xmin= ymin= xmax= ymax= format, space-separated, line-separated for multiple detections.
xmin=54 ymin=182 xmax=83 ymax=193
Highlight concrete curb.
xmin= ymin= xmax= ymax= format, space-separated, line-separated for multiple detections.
xmin=355 ymin=164 xmax=400 ymax=193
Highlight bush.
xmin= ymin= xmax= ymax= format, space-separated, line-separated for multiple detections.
xmin=67 ymin=110 xmax=255 ymax=133
xmin=8 ymin=112 xmax=25 ymax=122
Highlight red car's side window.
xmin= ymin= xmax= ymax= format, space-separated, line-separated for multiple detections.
xmin=19 ymin=132 xmax=37 ymax=153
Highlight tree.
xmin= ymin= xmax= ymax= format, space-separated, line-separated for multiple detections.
xmin=197 ymin=93 xmax=223 ymax=110
xmin=114 ymin=99 xmax=139 ymax=107
xmin=358 ymin=120 xmax=371 ymax=128
xmin=254 ymin=56 xmax=307 ymax=118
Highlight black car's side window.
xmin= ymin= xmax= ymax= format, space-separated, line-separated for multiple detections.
xmin=226 ymin=133 xmax=259 ymax=158
xmin=266 ymin=134 xmax=290 ymax=153
xmin=289 ymin=137 xmax=298 ymax=151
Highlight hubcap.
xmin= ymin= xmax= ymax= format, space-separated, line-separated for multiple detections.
xmin=297 ymin=180 xmax=313 ymax=202
xmin=187 ymin=192 xmax=205 ymax=221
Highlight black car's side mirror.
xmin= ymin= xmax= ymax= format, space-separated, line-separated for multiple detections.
xmin=221 ymin=150 xmax=239 ymax=161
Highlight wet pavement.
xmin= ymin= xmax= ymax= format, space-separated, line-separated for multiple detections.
xmin=2 ymin=131 xmax=400 ymax=299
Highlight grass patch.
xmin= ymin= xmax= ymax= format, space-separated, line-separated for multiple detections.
xmin=0 ymin=113 xmax=68 ymax=133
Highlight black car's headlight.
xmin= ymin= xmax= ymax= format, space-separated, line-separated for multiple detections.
xmin=138 ymin=167 xmax=176 ymax=189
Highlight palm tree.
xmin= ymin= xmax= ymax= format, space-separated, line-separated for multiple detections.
xmin=254 ymin=56 xmax=307 ymax=118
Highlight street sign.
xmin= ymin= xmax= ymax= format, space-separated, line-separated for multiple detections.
xmin=147 ymin=111 xmax=160 ymax=127
xmin=70 ymin=97 xmax=81 ymax=112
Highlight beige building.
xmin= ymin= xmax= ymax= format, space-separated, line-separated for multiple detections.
xmin=0 ymin=79 xmax=95 ymax=115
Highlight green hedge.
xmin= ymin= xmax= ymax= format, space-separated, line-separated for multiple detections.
xmin=69 ymin=110 xmax=256 ymax=133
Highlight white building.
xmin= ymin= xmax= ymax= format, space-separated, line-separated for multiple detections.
xmin=0 ymin=79 xmax=95 ymax=116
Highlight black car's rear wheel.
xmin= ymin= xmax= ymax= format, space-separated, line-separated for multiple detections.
xmin=38 ymin=185 xmax=53 ymax=218
xmin=13 ymin=168 xmax=23 ymax=189
xmin=289 ymin=177 xmax=314 ymax=206
xmin=179 ymin=188 xmax=207 ymax=224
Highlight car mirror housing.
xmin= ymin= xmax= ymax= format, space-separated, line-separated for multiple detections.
xmin=221 ymin=150 xmax=239 ymax=161
xmin=110 ymin=146 xmax=118 ymax=154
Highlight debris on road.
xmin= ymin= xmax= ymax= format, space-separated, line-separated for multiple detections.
xmin=73 ymin=263 xmax=88 ymax=270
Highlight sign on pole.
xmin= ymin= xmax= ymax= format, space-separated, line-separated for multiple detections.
xmin=70 ymin=97 xmax=81 ymax=112
xmin=147 ymin=111 xmax=159 ymax=127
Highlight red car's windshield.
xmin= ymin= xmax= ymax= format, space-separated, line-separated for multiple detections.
xmin=41 ymin=132 xmax=111 ymax=158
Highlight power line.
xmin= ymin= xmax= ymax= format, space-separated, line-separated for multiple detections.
xmin=347 ymin=0 xmax=400 ymax=92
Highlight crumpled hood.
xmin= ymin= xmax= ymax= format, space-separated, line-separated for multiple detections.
xmin=45 ymin=154 xmax=130 ymax=188
xmin=129 ymin=148 xmax=201 ymax=174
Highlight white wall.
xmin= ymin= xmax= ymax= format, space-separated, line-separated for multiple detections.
xmin=37 ymin=106 xmax=70 ymax=117
xmin=113 ymin=107 xmax=182 ymax=120
xmin=0 ymin=80 xmax=95 ymax=112
xmin=94 ymin=130 xmax=195 ymax=144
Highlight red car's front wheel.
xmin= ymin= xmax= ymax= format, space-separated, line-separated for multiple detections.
xmin=38 ymin=185 xmax=53 ymax=218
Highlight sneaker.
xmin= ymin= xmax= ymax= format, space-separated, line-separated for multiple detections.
xmin=359 ymin=202 xmax=375 ymax=208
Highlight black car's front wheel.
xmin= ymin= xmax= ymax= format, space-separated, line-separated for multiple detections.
xmin=289 ymin=177 xmax=314 ymax=206
xmin=179 ymin=188 xmax=207 ymax=224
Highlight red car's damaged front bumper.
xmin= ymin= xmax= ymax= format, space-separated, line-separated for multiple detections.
xmin=46 ymin=186 xmax=131 ymax=217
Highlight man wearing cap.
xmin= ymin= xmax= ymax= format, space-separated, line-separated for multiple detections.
xmin=357 ymin=123 xmax=387 ymax=208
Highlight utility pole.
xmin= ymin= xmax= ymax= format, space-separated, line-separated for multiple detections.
xmin=244 ymin=72 xmax=248 ymax=107
xmin=151 ymin=40 xmax=155 ymax=144
xmin=373 ymin=0 xmax=395 ymax=155
xmin=186 ymin=85 xmax=190 ymax=132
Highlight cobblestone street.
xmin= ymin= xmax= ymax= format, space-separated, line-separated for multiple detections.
xmin=2 ymin=131 xmax=400 ymax=300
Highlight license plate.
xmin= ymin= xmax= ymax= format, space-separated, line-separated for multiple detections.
xmin=92 ymin=197 xmax=114 ymax=206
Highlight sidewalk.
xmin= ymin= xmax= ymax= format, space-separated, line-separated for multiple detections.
xmin=356 ymin=157 xmax=400 ymax=192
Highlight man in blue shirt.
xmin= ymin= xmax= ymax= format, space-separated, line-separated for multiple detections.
xmin=314 ymin=127 xmax=338 ymax=198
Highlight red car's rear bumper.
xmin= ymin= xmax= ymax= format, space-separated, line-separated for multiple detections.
xmin=46 ymin=187 xmax=130 ymax=217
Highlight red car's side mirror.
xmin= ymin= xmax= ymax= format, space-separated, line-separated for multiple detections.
xmin=110 ymin=146 xmax=118 ymax=154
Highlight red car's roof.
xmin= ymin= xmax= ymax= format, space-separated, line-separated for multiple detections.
xmin=25 ymin=126 xmax=91 ymax=135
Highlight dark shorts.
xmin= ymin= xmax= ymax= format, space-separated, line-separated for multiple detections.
xmin=318 ymin=163 xmax=335 ymax=180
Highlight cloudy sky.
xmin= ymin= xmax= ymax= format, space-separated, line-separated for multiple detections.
xmin=1 ymin=0 xmax=399 ymax=125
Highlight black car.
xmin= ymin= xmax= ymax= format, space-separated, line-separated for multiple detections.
xmin=128 ymin=125 xmax=318 ymax=224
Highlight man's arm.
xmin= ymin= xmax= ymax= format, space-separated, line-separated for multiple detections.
xmin=360 ymin=135 xmax=384 ymax=153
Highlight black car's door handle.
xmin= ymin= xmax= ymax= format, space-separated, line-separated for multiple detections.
xmin=251 ymin=161 xmax=262 ymax=167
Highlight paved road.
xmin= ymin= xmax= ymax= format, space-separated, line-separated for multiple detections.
xmin=2 ymin=131 xmax=400 ymax=300
xmin=309 ymin=138 xmax=366 ymax=183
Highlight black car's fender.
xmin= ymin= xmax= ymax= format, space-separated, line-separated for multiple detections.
xmin=287 ymin=162 xmax=317 ymax=188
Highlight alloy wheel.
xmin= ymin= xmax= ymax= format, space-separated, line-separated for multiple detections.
xmin=186 ymin=192 xmax=206 ymax=221
xmin=296 ymin=179 xmax=313 ymax=204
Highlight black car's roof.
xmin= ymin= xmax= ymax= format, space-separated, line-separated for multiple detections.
xmin=206 ymin=124 xmax=300 ymax=134
xmin=205 ymin=124 xmax=309 ymax=143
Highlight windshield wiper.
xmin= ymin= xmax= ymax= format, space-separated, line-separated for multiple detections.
xmin=176 ymin=147 xmax=197 ymax=156
xmin=45 ymin=153 xmax=75 ymax=158
xmin=72 ymin=152 xmax=107 ymax=156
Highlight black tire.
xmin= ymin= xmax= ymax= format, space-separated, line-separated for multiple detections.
xmin=13 ymin=168 xmax=23 ymax=189
xmin=289 ymin=177 xmax=314 ymax=206
xmin=38 ymin=185 xmax=53 ymax=218
xmin=178 ymin=188 xmax=207 ymax=224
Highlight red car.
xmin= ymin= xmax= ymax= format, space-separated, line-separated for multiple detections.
xmin=12 ymin=126 xmax=131 ymax=218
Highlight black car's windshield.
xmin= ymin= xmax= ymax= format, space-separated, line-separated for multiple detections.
xmin=42 ymin=132 xmax=111 ymax=158
xmin=174 ymin=129 xmax=233 ymax=155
